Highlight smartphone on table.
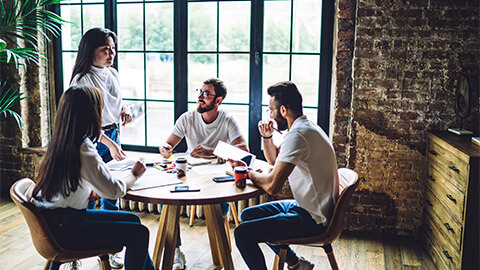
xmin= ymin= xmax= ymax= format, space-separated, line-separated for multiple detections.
xmin=170 ymin=185 xmax=200 ymax=192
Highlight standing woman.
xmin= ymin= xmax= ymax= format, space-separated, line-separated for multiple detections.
xmin=70 ymin=28 xmax=130 ymax=212
xmin=31 ymin=86 xmax=155 ymax=270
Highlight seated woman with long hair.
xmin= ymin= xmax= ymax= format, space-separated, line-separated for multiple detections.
xmin=31 ymin=85 xmax=155 ymax=270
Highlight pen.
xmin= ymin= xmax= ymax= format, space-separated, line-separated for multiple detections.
xmin=163 ymin=146 xmax=177 ymax=153
xmin=273 ymin=127 xmax=283 ymax=134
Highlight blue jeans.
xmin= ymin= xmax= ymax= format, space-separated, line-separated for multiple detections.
xmin=234 ymin=200 xmax=326 ymax=270
xmin=88 ymin=127 xmax=120 ymax=211
xmin=159 ymin=203 xmax=230 ymax=246
xmin=41 ymin=208 xmax=155 ymax=270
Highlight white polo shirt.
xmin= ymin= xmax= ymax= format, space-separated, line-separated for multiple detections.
xmin=276 ymin=115 xmax=339 ymax=225
xmin=172 ymin=109 xmax=243 ymax=153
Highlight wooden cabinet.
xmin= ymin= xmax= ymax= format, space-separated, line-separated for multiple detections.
xmin=421 ymin=131 xmax=479 ymax=270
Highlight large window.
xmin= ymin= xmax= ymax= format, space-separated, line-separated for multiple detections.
xmin=54 ymin=0 xmax=334 ymax=157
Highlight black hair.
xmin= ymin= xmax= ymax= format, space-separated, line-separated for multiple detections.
xmin=70 ymin=27 xmax=117 ymax=83
xmin=267 ymin=81 xmax=303 ymax=115
xmin=203 ymin=78 xmax=227 ymax=101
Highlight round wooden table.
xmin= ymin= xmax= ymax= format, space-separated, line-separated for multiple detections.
xmin=125 ymin=168 xmax=264 ymax=270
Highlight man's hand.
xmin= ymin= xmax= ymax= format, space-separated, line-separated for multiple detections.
xmin=160 ymin=143 xmax=173 ymax=158
xmin=121 ymin=105 xmax=133 ymax=126
xmin=110 ymin=143 xmax=127 ymax=161
xmin=227 ymin=159 xmax=247 ymax=169
xmin=190 ymin=144 xmax=213 ymax=157
xmin=258 ymin=120 xmax=274 ymax=138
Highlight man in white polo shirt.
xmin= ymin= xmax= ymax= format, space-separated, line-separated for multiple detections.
xmin=231 ymin=81 xmax=339 ymax=270
xmin=159 ymin=78 xmax=248 ymax=270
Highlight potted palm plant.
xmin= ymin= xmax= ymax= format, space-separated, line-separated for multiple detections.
xmin=0 ymin=0 xmax=64 ymax=129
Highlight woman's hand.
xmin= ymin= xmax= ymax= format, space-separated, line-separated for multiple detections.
xmin=131 ymin=159 xmax=147 ymax=178
xmin=121 ymin=105 xmax=133 ymax=126
xmin=88 ymin=190 xmax=100 ymax=203
xmin=258 ymin=120 xmax=274 ymax=138
xmin=109 ymin=143 xmax=127 ymax=161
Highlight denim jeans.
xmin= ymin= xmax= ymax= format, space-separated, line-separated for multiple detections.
xmin=158 ymin=202 xmax=230 ymax=247
xmin=88 ymin=127 xmax=120 ymax=211
xmin=41 ymin=208 xmax=155 ymax=270
xmin=234 ymin=200 xmax=326 ymax=270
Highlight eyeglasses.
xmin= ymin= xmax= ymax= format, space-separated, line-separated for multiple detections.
xmin=196 ymin=89 xmax=215 ymax=98
xmin=265 ymin=107 xmax=278 ymax=115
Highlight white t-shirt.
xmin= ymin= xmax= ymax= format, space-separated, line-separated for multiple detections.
xmin=276 ymin=115 xmax=339 ymax=225
xmin=172 ymin=109 xmax=243 ymax=153
xmin=70 ymin=66 xmax=122 ymax=127
xmin=34 ymin=138 xmax=134 ymax=210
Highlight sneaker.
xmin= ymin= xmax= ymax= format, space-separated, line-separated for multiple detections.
xmin=109 ymin=252 xmax=124 ymax=269
xmin=173 ymin=248 xmax=186 ymax=270
xmin=288 ymin=257 xmax=314 ymax=270
xmin=60 ymin=260 xmax=81 ymax=270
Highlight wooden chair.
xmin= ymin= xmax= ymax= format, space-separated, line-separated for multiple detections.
xmin=271 ymin=168 xmax=360 ymax=270
xmin=10 ymin=178 xmax=122 ymax=270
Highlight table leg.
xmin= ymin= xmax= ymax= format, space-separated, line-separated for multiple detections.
xmin=204 ymin=204 xmax=235 ymax=270
xmin=152 ymin=204 xmax=180 ymax=270
xmin=205 ymin=209 xmax=221 ymax=266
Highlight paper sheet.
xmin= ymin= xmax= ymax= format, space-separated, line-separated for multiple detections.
xmin=110 ymin=168 xmax=182 ymax=191
xmin=213 ymin=141 xmax=256 ymax=166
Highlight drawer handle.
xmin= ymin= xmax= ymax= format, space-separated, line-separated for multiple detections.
xmin=446 ymin=194 xmax=457 ymax=203
xmin=427 ymin=175 xmax=435 ymax=182
xmin=448 ymin=165 xmax=459 ymax=172
xmin=429 ymin=150 xmax=438 ymax=156
xmin=443 ymin=250 xmax=453 ymax=260
xmin=444 ymin=223 xmax=454 ymax=232
xmin=425 ymin=200 xmax=433 ymax=207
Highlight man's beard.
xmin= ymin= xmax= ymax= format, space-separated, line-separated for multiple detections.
xmin=275 ymin=114 xmax=288 ymax=131
xmin=197 ymin=101 xmax=215 ymax=113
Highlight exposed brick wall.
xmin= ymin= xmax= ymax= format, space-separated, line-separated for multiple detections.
xmin=333 ymin=0 xmax=480 ymax=235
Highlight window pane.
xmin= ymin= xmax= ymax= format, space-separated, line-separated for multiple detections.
xmin=121 ymin=100 xmax=145 ymax=145
xmin=83 ymin=0 xmax=104 ymax=3
xmin=61 ymin=5 xmax=81 ymax=50
xmin=188 ymin=2 xmax=217 ymax=52
xmin=146 ymin=53 xmax=173 ymax=100
xmin=304 ymin=107 xmax=318 ymax=125
xmin=291 ymin=55 xmax=319 ymax=107
xmin=118 ymin=4 xmax=143 ymax=51
xmin=62 ymin=52 xmax=77 ymax=91
xmin=188 ymin=54 xmax=217 ymax=102
xmin=147 ymin=102 xmax=174 ymax=147
xmin=219 ymin=1 xmax=250 ymax=52
xmin=83 ymin=4 xmax=104 ymax=33
xmin=118 ymin=52 xmax=145 ymax=99
xmin=264 ymin=0 xmax=291 ymax=52
xmin=292 ymin=0 xmax=321 ymax=53
xmin=262 ymin=54 xmax=289 ymax=104
xmin=219 ymin=54 xmax=249 ymax=104
xmin=146 ymin=3 xmax=173 ymax=51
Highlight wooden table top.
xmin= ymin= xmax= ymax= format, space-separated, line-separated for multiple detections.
xmin=125 ymin=164 xmax=264 ymax=206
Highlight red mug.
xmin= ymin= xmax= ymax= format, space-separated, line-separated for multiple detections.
xmin=234 ymin=166 xmax=248 ymax=188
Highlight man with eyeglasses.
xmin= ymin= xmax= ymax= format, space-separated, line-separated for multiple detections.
xmin=229 ymin=81 xmax=338 ymax=270
xmin=159 ymin=77 xmax=248 ymax=270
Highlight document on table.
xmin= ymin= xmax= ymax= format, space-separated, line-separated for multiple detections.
xmin=109 ymin=167 xmax=182 ymax=191
xmin=165 ymin=153 xmax=212 ymax=166
xmin=213 ymin=141 xmax=256 ymax=167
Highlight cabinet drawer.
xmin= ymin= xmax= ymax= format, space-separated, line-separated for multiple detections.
xmin=423 ymin=212 xmax=462 ymax=270
xmin=426 ymin=165 xmax=466 ymax=222
xmin=421 ymin=233 xmax=449 ymax=270
xmin=424 ymin=189 xmax=463 ymax=252
xmin=427 ymin=140 xmax=468 ymax=192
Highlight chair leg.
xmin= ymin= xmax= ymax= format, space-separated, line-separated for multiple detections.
xmin=322 ymin=244 xmax=339 ymax=270
xmin=229 ymin=202 xmax=240 ymax=226
xmin=44 ymin=261 xmax=61 ymax=270
xmin=272 ymin=248 xmax=287 ymax=270
xmin=189 ymin=205 xmax=196 ymax=227
xmin=99 ymin=254 xmax=112 ymax=270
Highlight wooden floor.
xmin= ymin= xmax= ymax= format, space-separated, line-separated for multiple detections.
xmin=0 ymin=199 xmax=436 ymax=270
